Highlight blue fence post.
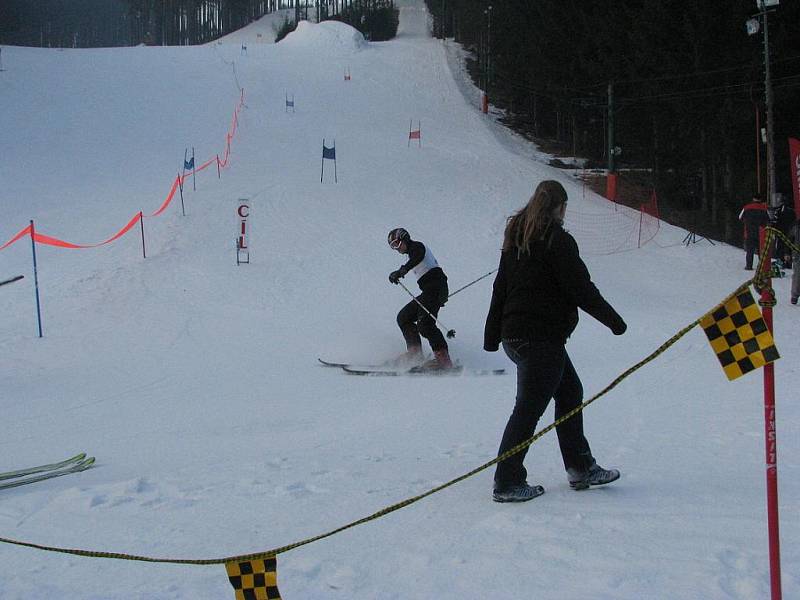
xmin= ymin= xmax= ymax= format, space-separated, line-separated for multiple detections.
xmin=29 ymin=220 xmax=43 ymax=338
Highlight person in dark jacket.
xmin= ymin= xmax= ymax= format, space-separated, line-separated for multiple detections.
xmin=739 ymin=196 xmax=769 ymax=270
xmin=774 ymin=200 xmax=796 ymax=269
xmin=484 ymin=180 xmax=627 ymax=503
xmin=387 ymin=228 xmax=453 ymax=369
xmin=786 ymin=218 xmax=800 ymax=305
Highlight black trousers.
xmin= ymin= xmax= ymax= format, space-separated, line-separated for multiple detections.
xmin=494 ymin=338 xmax=593 ymax=489
xmin=397 ymin=285 xmax=448 ymax=352
xmin=745 ymin=237 xmax=760 ymax=269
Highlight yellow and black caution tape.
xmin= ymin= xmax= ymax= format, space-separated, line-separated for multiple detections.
xmin=0 ymin=273 xmax=782 ymax=566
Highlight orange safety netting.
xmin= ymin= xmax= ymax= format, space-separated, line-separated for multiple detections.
xmin=1 ymin=90 xmax=245 ymax=251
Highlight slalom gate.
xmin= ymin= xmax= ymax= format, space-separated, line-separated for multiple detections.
xmin=0 ymin=90 xmax=245 ymax=254
xmin=0 ymin=229 xmax=794 ymax=599
xmin=0 ymin=90 xmax=246 ymax=336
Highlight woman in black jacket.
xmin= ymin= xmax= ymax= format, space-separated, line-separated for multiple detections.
xmin=484 ymin=180 xmax=627 ymax=503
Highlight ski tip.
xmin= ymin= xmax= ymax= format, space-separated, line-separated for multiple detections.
xmin=318 ymin=358 xmax=346 ymax=367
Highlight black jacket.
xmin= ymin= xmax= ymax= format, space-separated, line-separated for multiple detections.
xmin=484 ymin=224 xmax=626 ymax=349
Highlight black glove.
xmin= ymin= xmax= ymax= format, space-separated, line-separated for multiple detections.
xmin=389 ymin=270 xmax=404 ymax=284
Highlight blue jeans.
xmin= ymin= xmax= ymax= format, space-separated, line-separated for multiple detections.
xmin=494 ymin=339 xmax=593 ymax=488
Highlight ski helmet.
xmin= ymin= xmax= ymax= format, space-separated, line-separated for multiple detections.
xmin=387 ymin=228 xmax=410 ymax=249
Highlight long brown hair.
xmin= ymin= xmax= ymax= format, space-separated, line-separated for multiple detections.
xmin=502 ymin=180 xmax=568 ymax=253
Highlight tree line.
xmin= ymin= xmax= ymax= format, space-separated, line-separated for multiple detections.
xmin=0 ymin=1 xmax=378 ymax=48
xmin=427 ymin=0 xmax=800 ymax=244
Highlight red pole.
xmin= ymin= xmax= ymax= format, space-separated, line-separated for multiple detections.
xmin=759 ymin=242 xmax=782 ymax=600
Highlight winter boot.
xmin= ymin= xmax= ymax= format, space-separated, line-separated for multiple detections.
xmin=492 ymin=482 xmax=545 ymax=503
xmin=567 ymin=460 xmax=620 ymax=491
xmin=420 ymin=348 xmax=454 ymax=370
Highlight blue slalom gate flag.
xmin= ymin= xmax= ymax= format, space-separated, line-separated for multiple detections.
xmin=322 ymin=145 xmax=336 ymax=160
xmin=184 ymin=156 xmax=195 ymax=170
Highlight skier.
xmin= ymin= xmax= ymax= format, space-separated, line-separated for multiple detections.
xmin=387 ymin=228 xmax=453 ymax=370
xmin=484 ymin=180 xmax=626 ymax=502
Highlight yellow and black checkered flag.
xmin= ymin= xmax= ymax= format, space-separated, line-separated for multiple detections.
xmin=700 ymin=287 xmax=780 ymax=381
xmin=225 ymin=557 xmax=282 ymax=600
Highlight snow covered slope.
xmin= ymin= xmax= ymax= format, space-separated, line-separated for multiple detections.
xmin=0 ymin=1 xmax=797 ymax=598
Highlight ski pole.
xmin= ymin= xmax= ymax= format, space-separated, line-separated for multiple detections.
xmin=448 ymin=269 xmax=497 ymax=299
xmin=0 ymin=275 xmax=24 ymax=287
xmin=398 ymin=280 xmax=456 ymax=339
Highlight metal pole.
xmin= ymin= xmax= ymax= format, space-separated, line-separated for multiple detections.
xmin=29 ymin=220 xmax=43 ymax=338
xmin=447 ymin=269 xmax=497 ymax=298
xmin=755 ymin=103 xmax=762 ymax=195
xmin=486 ymin=5 xmax=492 ymax=89
xmin=607 ymin=82 xmax=615 ymax=174
xmin=139 ymin=211 xmax=146 ymax=259
xmin=762 ymin=5 xmax=777 ymax=207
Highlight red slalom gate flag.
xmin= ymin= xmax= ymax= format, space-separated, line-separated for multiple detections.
xmin=789 ymin=137 xmax=800 ymax=217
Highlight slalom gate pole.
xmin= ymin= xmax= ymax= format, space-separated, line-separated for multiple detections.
xmin=398 ymin=280 xmax=455 ymax=338
xmin=216 ymin=155 xmax=221 ymax=179
xmin=139 ymin=212 xmax=146 ymax=259
xmin=179 ymin=176 xmax=186 ymax=217
xmin=29 ymin=220 xmax=43 ymax=338
xmin=191 ymin=147 xmax=196 ymax=191
xmin=178 ymin=173 xmax=184 ymax=213
xmin=448 ymin=269 xmax=497 ymax=299
xmin=758 ymin=237 xmax=782 ymax=600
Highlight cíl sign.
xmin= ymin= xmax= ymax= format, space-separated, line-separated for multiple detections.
xmin=236 ymin=198 xmax=250 ymax=265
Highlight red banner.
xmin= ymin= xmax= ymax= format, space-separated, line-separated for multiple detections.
xmin=790 ymin=137 xmax=800 ymax=217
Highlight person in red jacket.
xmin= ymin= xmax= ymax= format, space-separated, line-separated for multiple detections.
xmin=739 ymin=196 xmax=769 ymax=270
xmin=484 ymin=180 xmax=626 ymax=503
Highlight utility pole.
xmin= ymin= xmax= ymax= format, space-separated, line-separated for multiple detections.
xmin=607 ymin=82 xmax=615 ymax=174
xmin=761 ymin=2 xmax=777 ymax=207
xmin=484 ymin=5 xmax=492 ymax=89
xmin=746 ymin=8 xmax=782 ymax=599
xmin=605 ymin=82 xmax=619 ymax=202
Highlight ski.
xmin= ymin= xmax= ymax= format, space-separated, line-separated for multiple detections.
xmin=318 ymin=358 xmax=352 ymax=368
xmin=342 ymin=365 xmax=505 ymax=377
xmin=319 ymin=357 xmax=417 ymax=369
xmin=0 ymin=275 xmax=24 ymax=287
xmin=0 ymin=452 xmax=87 ymax=482
xmin=0 ymin=457 xmax=95 ymax=491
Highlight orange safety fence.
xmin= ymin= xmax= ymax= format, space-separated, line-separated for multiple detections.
xmin=0 ymin=90 xmax=245 ymax=251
